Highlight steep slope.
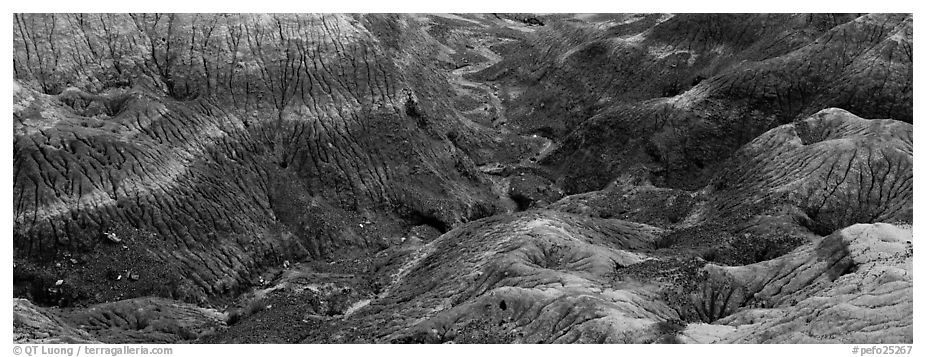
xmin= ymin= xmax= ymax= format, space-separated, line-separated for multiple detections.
xmin=705 ymin=108 xmax=912 ymax=235
xmin=13 ymin=14 xmax=503 ymax=305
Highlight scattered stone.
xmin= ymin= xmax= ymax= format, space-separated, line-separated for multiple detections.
xmin=104 ymin=232 xmax=121 ymax=243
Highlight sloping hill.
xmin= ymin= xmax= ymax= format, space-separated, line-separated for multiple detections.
xmin=473 ymin=13 xmax=912 ymax=192
xmin=14 ymin=14 xmax=503 ymax=304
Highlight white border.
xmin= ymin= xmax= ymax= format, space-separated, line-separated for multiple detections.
xmin=4 ymin=4 xmax=923 ymax=355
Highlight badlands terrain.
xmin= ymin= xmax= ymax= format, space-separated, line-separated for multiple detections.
xmin=13 ymin=13 xmax=912 ymax=343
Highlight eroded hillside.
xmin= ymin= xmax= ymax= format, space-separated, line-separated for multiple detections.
xmin=13 ymin=13 xmax=913 ymax=344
